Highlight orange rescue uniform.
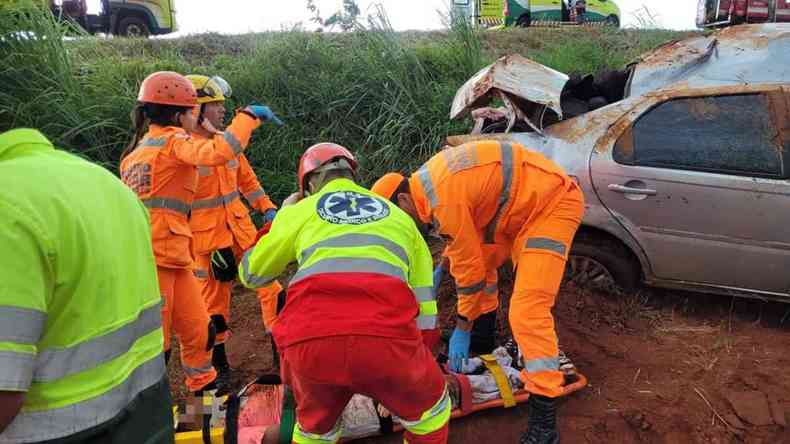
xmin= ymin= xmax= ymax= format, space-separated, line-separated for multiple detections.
xmin=188 ymin=132 xmax=282 ymax=340
xmin=120 ymin=114 xmax=259 ymax=391
xmin=408 ymin=140 xmax=584 ymax=398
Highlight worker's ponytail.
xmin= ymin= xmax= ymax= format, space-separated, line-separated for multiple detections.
xmin=120 ymin=103 xmax=148 ymax=166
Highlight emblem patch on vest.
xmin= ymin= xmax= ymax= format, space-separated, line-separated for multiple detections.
xmin=317 ymin=191 xmax=390 ymax=225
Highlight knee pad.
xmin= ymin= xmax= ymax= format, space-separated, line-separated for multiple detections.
xmin=210 ymin=314 xmax=229 ymax=334
xmin=206 ymin=320 xmax=217 ymax=351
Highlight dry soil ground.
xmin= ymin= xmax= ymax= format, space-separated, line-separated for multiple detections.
xmin=169 ymin=275 xmax=790 ymax=443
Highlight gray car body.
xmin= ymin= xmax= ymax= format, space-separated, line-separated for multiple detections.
xmin=449 ymin=24 xmax=790 ymax=300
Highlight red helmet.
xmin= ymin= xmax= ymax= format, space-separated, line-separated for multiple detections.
xmin=137 ymin=71 xmax=197 ymax=107
xmin=297 ymin=143 xmax=358 ymax=195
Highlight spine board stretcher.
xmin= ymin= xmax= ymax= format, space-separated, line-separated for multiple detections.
xmin=174 ymin=349 xmax=587 ymax=444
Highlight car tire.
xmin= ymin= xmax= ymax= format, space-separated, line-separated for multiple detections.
xmin=604 ymin=14 xmax=620 ymax=27
xmin=565 ymin=231 xmax=641 ymax=294
xmin=118 ymin=16 xmax=150 ymax=37
xmin=516 ymin=13 xmax=531 ymax=27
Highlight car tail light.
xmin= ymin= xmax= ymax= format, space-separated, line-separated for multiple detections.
xmin=504 ymin=0 xmax=510 ymax=17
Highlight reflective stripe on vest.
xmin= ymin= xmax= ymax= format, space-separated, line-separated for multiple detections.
xmin=33 ymin=302 xmax=162 ymax=383
xmin=142 ymin=197 xmax=191 ymax=216
xmin=523 ymin=356 xmax=561 ymax=373
xmin=300 ymin=233 xmax=410 ymax=267
xmin=484 ymin=282 xmax=498 ymax=295
xmin=223 ymin=131 xmax=243 ymax=155
xmin=0 ymin=305 xmax=46 ymax=345
xmin=398 ymin=385 xmax=451 ymax=434
xmin=416 ymin=165 xmax=438 ymax=208
xmin=526 ymin=237 xmax=567 ymax=256
xmin=240 ymin=249 xmax=277 ymax=288
xmin=290 ymin=257 xmax=406 ymax=287
xmin=193 ymin=269 xmax=209 ymax=279
xmin=182 ymin=362 xmax=214 ymax=378
xmin=0 ymin=351 xmax=35 ymax=391
xmin=139 ymin=137 xmax=167 ymax=148
xmin=293 ymin=419 xmax=342 ymax=444
xmin=197 ymin=166 xmax=212 ymax=177
xmin=457 ymin=280 xmax=485 ymax=295
xmin=244 ymin=188 xmax=266 ymax=203
xmin=192 ymin=190 xmax=240 ymax=210
xmin=483 ymin=142 xmax=514 ymax=243
xmin=0 ymin=355 xmax=165 ymax=443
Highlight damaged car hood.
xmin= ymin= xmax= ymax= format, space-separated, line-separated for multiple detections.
xmin=450 ymin=54 xmax=568 ymax=123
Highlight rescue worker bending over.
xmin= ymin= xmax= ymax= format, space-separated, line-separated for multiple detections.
xmin=0 ymin=129 xmax=174 ymax=443
xmin=185 ymin=74 xmax=285 ymax=388
xmin=239 ymin=143 xmax=451 ymax=444
xmin=119 ymin=71 xmax=280 ymax=397
xmin=372 ymin=140 xmax=585 ymax=444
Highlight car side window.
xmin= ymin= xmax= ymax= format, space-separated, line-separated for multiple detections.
xmin=613 ymin=94 xmax=787 ymax=178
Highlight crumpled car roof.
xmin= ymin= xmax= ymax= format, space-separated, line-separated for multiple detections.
xmin=626 ymin=23 xmax=790 ymax=97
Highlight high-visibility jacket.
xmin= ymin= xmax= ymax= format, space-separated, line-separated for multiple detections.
xmin=189 ymin=132 xmax=276 ymax=254
xmin=120 ymin=114 xmax=259 ymax=268
xmin=409 ymin=140 xmax=577 ymax=321
xmin=0 ymin=129 xmax=167 ymax=443
xmin=239 ymin=178 xmax=437 ymax=349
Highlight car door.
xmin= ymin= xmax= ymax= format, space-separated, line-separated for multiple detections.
xmin=590 ymin=86 xmax=790 ymax=296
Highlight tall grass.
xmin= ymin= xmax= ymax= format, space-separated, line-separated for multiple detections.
xmin=0 ymin=4 xmax=689 ymax=200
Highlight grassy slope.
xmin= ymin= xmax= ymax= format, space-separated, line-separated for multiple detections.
xmin=0 ymin=7 xmax=691 ymax=200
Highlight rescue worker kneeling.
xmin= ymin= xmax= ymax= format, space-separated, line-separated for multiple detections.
xmin=372 ymin=141 xmax=585 ymax=444
xmin=239 ymin=143 xmax=451 ymax=444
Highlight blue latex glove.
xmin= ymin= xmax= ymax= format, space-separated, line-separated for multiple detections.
xmin=448 ymin=327 xmax=471 ymax=373
xmin=432 ymin=263 xmax=445 ymax=297
xmin=245 ymin=104 xmax=284 ymax=126
xmin=262 ymin=208 xmax=277 ymax=224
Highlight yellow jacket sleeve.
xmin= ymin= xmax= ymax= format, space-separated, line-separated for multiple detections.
xmin=238 ymin=204 xmax=300 ymax=289
xmin=0 ymin=200 xmax=49 ymax=392
xmin=432 ymin=203 xmax=488 ymax=321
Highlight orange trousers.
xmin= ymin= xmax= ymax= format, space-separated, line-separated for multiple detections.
xmin=509 ymin=185 xmax=584 ymax=398
xmin=157 ymin=266 xmax=217 ymax=392
xmin=194 ymin=245 xmax=283 ymax=342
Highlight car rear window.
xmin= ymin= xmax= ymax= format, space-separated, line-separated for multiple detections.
xmin=614 ymin=94 xmax=786 ymax=178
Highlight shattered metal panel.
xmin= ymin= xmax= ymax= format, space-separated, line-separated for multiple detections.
xmin=628 ymin=23 xmax=790 ymax=98
xmin=450 ymin=54 xmax=569 ymax=121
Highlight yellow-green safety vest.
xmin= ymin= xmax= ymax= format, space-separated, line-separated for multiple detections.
xmin=239 ymin=178 xmax=438 ymax=330
xmin=0 ymin=129 xmax=165 ymax=443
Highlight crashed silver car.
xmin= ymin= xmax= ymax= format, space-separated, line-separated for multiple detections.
xmin=448 ymin=24 xmax=790 ymax=300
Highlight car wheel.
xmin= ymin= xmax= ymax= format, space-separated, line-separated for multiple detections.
xmin=604 ymin=14 xmax=620 ymax=27
xmin=516 ymin=13 xmax=531 ymax=27
xmin=565 ymin=231 xmax=640 ymax=293
xmin=118 ymin=16 xmax=150 ymax=37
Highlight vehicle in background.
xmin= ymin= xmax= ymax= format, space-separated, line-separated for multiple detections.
xmin=452 ymin=0 xmax=620 ymax=28
xmin=697 ymin=0 xmax=790 ymax=28
xmin=46 ymin=0 xmax=177 ymax=37
xmin=448 ymin=24 xmax=790 ymax=301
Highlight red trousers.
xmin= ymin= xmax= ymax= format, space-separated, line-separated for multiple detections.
xmin=281 ymin=336 xmax=449 ymax=444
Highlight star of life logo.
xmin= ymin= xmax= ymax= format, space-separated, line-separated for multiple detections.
xmin=317 ymin=191 xmax=390 ymax=225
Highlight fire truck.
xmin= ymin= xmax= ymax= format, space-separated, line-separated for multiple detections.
xmin=697 ymin=0 xmax=790 ymax=27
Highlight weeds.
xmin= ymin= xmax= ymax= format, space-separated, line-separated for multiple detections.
xmin=1 ymin=4 xmax=689 ymax=199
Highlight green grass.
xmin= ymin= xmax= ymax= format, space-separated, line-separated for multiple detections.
xmin=0 ymin=4 xmax=690 ymax=200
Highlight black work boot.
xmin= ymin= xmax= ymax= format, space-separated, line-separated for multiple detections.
xmin=470 ymin=310 xmax=497 ymax=354
xmin=211 ymin=343 xmax=232 ymax=396
xmin=520 ymin=395 xmax=560 ymax=444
